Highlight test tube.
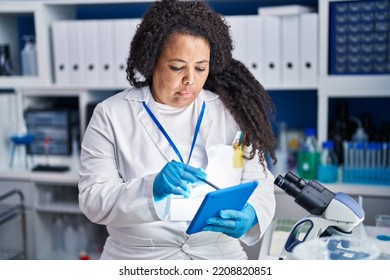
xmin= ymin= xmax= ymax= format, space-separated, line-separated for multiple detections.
xmin=343 ymin=141 xmax=349 ymax=168
xmin=348 ymin=142 xmax=355 ymax=168
xmin=365 ymin=142 xmax=373 ymax=168
xmin=375 ymin=142 xmax=382 ymax=168
xmin=382 ymin=142 xmax=388 ymax=168
xmin=356 ymin=142 xmax=364 ymax=168
xmin=388 ymin=142 xmax=390 ymax=168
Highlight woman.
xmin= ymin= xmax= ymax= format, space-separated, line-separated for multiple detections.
xmin=79 ymin=0 xmax=277 ymax=260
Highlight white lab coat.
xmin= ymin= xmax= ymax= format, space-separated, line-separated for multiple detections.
xmin=78 ymin=86 xmax=276 ymax=260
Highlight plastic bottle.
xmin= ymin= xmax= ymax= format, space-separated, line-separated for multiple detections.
xmin=350 ymin=116 xmax=368 ymax=143
xmin=21 ymin=35 xmax=38 ymax=76
xmin=64 ymin=223 xmax=78 ymax=253
xmin=272 ymin=122 xmax=289 ymax=176
xmin=318 ymin=140 xmax=338 ymax=183
xmin=52 ymin=215 xmax=64 ymax=251
xmin=297 ymin=128 xmax=320 ymax=180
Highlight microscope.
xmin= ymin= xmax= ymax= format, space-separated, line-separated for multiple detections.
xmin=274 ymin=171 xmax=365 ymax=260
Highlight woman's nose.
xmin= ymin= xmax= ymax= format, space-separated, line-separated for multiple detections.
xmin=182 ymin=71 xmax=195 ymax=85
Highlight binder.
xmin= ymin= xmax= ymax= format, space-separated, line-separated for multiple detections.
xmin=82 ymin=20 xmax=100 ymax=86
xmin=225 ymin=16 xmax=248 ymax=67
xmin=299 ymin=13 xmax=318 ymax=86
xmin=246 ymin=15 xmax=263 ymax=81
xmin=98 ymin=20 xmax=115 ymax=86
xmin=67 ymin=21 xmax=85 ymax=85
xmin=52 ymin=21 xmax=70 ymax=85
xmin=258 ymin=5 xmax=314 ymax=16
xmin=262 ymin=16 xmax=281 ymax=86
xmin=281 ymin=15 xmax=300 ymax=86
xmin=113 ymin=19 xmax=140 ymax=86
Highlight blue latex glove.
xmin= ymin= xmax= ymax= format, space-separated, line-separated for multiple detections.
xmin=202 ymin=203 xmax=258 ymax=238
xmin=153 ymin=161 xmax=207 ymax=202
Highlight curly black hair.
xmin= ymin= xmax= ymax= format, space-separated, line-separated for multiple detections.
xmin=126 ymin=0 xmax=277 ymax=168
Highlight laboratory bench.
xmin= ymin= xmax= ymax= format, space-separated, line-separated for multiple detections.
xmin=0 ymin=163 xmax=389 ymax=259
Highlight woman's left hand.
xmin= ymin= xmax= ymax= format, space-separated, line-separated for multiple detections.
xmin=201 ymin=203 xmax=258 ymax=238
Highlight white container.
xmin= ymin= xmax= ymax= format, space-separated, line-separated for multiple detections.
xmin=63 ymin=224 xmax=78 ymax=253
xmin=21 ymin=35 xmax=38 ymax=76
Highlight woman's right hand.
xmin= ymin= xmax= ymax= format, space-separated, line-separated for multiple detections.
xmin=153 ymin=161 xmax=207 ymax=202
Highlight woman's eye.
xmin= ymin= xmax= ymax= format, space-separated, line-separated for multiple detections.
xmin=169 ymin=66 xmax=183 ymax=71
xmin=196 ymin=67 xmax=206 ymax=72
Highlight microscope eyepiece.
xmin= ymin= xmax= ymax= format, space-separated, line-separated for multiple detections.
xmin=274 ymin=173 xmax=303 ymax=198
xmin=274 ymin=171 xmax=335 ymax=215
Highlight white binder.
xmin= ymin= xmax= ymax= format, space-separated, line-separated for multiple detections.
xmin=225 ymin=16 xmax=248 ymax=67
xmin=246 ymin=15 xmax=263 ymax=82
xmin=98 ymin=20 xmax=115 ymax=86
xmin=281 ymin=15 xmax=300 ymax=86
xmin=113 ymin=19 xmax=140 ymax=86
xmin=82 ymin=20 xmax=100 ymax=86
xmin=300 ymin=13 xmax=318 ymax=86
xmin=262 ymin=16 xmax=281 ymax=86
xmin=67 ymin=21 xmax=85 ymax=85
xmin=52 ymin=21 xmax=70 ymax=85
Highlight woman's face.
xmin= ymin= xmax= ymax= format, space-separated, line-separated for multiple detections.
xmin=151 ymin=33 xmax=210 ymax=108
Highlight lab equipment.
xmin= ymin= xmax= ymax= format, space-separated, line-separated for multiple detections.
xmin=203 ymin=203 xmax=258 ymax=238
xmin=297 ymin=128 xmax=320 ymax=179
xmin=293 ymin=236 xmax=380 ymax=260
xmin=24 ymin=109 xmax=72 ymax=156
xmin=186 ymin=180 xmax=258 ymax=235
xmin=342 ymin=141 xmax=390 ymax=185
xmin=274 ymin=171 xmax=364 ymax=260
xmin=350 ymin=116 xmax=368 ymax=143
xmin=9 ymin=133 xmax=35 ymax=169
xmin=329 ymin=0 xmax=390 ymax=75
xmin=153 ymin=161 xmax=207 ymax=202
xmin=318 ymin=140 xmax=338 ymax=183
xmin=0 ymin=190 xmax=27 ymax=259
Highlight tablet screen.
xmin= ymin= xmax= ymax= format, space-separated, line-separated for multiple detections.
xmin=186 ymin=180 xmax=258 ymax=234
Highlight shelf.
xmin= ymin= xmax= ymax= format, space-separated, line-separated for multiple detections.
xmin=264 ymin=85 xmax=317 ymax=91
xmin=0 ymin=169 xmax=79 ymax=185
xmin=36 ymin=202 xmax=81 ymax=214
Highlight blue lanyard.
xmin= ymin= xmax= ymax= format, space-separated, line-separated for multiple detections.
xmin=142 ymin=101 xmax=206 ymax=165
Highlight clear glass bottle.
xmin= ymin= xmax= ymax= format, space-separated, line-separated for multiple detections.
xmin=318 ymin=140 xmax=338 ymax=183
xmin=297 ymin=127 xmax=320 ymax=179
xmin=271 ymin=121 xmax=289 ymax=176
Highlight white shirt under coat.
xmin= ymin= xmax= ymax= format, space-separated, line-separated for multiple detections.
xmin=78 ymin=86 xmax=276 ymax=260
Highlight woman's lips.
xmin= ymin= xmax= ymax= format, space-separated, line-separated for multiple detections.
xmin=178 ymin=91 xmax=193 ymax=97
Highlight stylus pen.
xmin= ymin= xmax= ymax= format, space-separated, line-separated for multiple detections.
xmin=171 ymin=160 xmax=220 ymax=190
xmin=196 ymin=176 xmax=221 ymax=190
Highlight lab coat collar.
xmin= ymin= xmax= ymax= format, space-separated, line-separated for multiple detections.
xmin=124 ymin=86 xmax=219 ymax=104
xmin=127 ymin=86 xmax=218 ymax=163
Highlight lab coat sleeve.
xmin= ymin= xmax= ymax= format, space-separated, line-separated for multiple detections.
xmin=240 ymin=152 xmax=276 ymax=246
xmin=78 ymin=103 xmax=163 ymax=227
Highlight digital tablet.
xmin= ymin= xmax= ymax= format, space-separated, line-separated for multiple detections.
xmin=186 ymin=180 xmax=258 ymax=235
